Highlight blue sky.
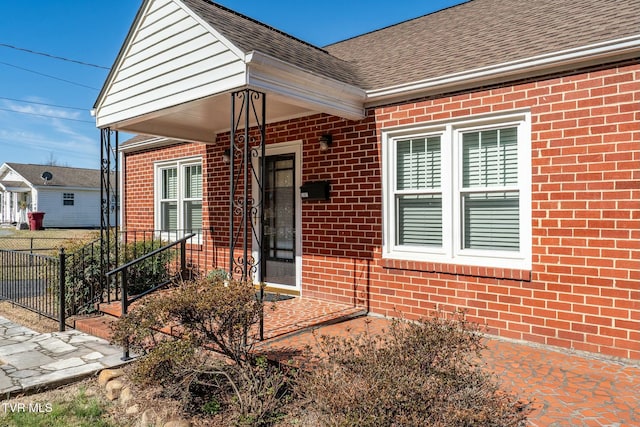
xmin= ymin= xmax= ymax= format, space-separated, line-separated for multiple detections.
xmin=0 ymin=0 xmax=465 ymax=169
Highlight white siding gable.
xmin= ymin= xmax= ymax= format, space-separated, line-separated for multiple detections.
xmin=3 ymin=170 xmax=26 ymax=182
xmin=97 ymin=0 xmax=247 ymax=128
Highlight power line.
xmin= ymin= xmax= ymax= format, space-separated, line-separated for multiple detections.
xmin=0 ymin=61 xmax=100 ymax=91
xmin=0 ymin=43 xmax=110 ymax=70
xmin=0 ymin=96 xmax=87 ymax=111
xmin=0 ymin=107 xmax=94 ymax=124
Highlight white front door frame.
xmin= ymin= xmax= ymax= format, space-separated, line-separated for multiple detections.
xmin=252 ymin=140 xmax=303 ymax=293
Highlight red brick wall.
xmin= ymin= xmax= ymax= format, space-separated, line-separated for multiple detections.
xmin=124 ymin=142 xmax=208 ymax=231
xmin=123 ymin=61 xmax=640 ymax=360
xmin=367 ymin=62 xmax=640 ymax=360
xmin=264 ymin=114 xmax=380 ymax=308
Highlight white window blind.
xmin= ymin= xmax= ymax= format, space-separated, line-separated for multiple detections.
xmin=161 ymin=167 xmax=178 ymax=231
xmin=461 ymin=128 xmax=519 ymax=251
xmin=184 ymin=165 xmax=202 ymax=198
xmin=158 ymin=162 xmax=202 ymax=232
xmin=383 ymin=112 xmax=531 ymax=269
xmin=395 ymin=137 xmax=442 ymax=246
xmin=184 ymin=164 xmax=202 ymax=231
xmin=162 ymin=168 xmax=177 ymax=199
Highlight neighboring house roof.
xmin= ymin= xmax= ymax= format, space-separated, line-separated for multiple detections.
xmin=0 ymin=180 xmax=30 ymax=193
xmin=0 ymin=181 xmax=28 ymax=189
xmin=324 ymin=0 xmax=640 ymax=90
xmin=0 ymin=163 xmax=102 ymax=189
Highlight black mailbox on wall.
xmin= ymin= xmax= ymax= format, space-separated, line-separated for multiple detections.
xmin=300 ymin=181 xmax=330 ymax=201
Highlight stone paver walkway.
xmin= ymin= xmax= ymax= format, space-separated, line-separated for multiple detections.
xmin=261 ymin=316 xmax=640 ymax=427
xmin=0 ymin=316 xmax=126 ymax=397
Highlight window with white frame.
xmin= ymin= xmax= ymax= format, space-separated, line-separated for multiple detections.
xmin=63 ymin=193 xmax=74 ymax=206
xmin=156 ymin=159 xmax=202 ymax=233
xmin=383 ymin=112 xmax=531 ymax=270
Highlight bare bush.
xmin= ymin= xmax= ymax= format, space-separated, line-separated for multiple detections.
xmin=294 ymin=311 xmax=532 ymax=427
xmin=110 ymin=276 xmax=290 ymax=426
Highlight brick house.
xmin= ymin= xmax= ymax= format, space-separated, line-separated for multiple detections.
xmin=94 ymin=0 xmax=640 ymax=360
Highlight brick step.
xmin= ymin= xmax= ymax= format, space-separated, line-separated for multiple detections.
xmin=73 ymin=314 xmax=118 ymax=341
xmin=97 ymin=301 xmax=123 ymax=318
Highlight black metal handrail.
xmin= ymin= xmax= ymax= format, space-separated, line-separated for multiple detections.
xmin=107 ymin=232 xmax=195 ymax=308
xmin=106 ymin=233 xmax=195 ymax=359
xmin=107 ymin=233 xmax=196 ymax=315
xmin=107 ymin=233 xmax=193 ymax=277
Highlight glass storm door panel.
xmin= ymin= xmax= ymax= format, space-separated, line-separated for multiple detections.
xmin=263 ymin=155 xmax=296 ymax=286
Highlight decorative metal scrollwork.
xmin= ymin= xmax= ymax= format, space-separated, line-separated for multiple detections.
xmin=228 ymin=89 xmax=266 ymax=284
xmin=100 ymin=128 xmax=119 ymax=302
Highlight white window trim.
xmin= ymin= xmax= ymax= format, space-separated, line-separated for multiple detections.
xmin=382 ymin=111 xmax=532 ymax=271
xmin=154 ymin=156 xmax=203 ymax=242
xmin=63 ymin=193 xmax=75 ymax=206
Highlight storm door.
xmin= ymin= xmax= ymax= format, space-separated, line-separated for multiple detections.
xmin=263 ymin=154 xmax=296 ymax=287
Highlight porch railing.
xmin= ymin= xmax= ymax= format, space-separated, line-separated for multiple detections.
xmin=107 ymin=233 xmax=195 ymax=312
xmin=0 ymin=229 xmax=213 ymax=336
xmin=106 ymin=233 xmax=198 ymax=359
xmin=105 ymin=229 xmax=211 ymax=302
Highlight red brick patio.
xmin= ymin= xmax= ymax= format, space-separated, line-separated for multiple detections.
xmin=77 ymin=295 xmax=640 ymax=425
xmin=259 ymin=315 xmax=640 ymax=427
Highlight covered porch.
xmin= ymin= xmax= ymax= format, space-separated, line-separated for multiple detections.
xmin=91 ymin=0 xmax=370 ymax=339
xmin=93 ymin=0 xmax=365 ymax=285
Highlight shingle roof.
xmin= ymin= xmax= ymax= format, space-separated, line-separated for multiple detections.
xmin=180 ymin=0 xmax=361 ymax=86
xmin=180 ymin=0 xmax=640 ymax=91
xmin=325 ymin=0 xmax=640 ymax=89
xmin=4 ymin=163 xmax=102 ymax=189
xmin=121 ymin=0 xmax=639 ymax=148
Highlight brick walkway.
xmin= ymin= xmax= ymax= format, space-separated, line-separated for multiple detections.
xmin=83 ymin=295 xmax=640 ymax=425
xmin=259 ymin=316 xmax=640 ymax=426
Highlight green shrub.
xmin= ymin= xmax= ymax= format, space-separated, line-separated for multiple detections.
xmin=61 ymin=234 xmax=173 ymax=315
xmin=120 ymin=239 xmax=175 ymax=295
xmin=294 ymin=311 xmax=532 ymax=427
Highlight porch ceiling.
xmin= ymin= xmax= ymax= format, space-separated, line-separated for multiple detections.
xmin=105 ymin=90 xmax=315 ymax=143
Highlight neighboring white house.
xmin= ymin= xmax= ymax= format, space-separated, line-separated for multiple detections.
xmin=0 ymin=163 xmax=112 ymax=228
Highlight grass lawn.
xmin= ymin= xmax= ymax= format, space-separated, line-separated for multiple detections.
xmin=0 ymin=229 xmax=98 ymax=254
xmin=0 ymin=381 xmax=127 ymax=427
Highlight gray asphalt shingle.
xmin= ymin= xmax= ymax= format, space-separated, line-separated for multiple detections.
xmin=183 ymin=0 xmax=640 ymax=90
xmin=3 ymin=163 xmax=102 ymax=189
xmin=324 ymin=0 xmax=640 ymax=89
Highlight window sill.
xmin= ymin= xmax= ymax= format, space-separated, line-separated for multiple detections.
xmin=380 ymin=257 xmax=531 ymax=281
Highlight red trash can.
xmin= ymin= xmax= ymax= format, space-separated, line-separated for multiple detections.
xmin=27 ymin=212 xmax=45 ymax=230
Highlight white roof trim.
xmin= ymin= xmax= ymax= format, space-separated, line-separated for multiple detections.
xmin=366 ymin=35 xmax=640 ymax=105
xmin=0 ymin=185 xmax=31 ymax=193
xmin=119 ymin=136 xmax=182 ymax=153
xmin=246 ymin=51 xmax=366 ymax=121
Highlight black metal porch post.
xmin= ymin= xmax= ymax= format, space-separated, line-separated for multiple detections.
xmin=100 ymin=128 xmax=119 ymax=303
xmin=229 ymin=89 xmax=266 ymax=340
